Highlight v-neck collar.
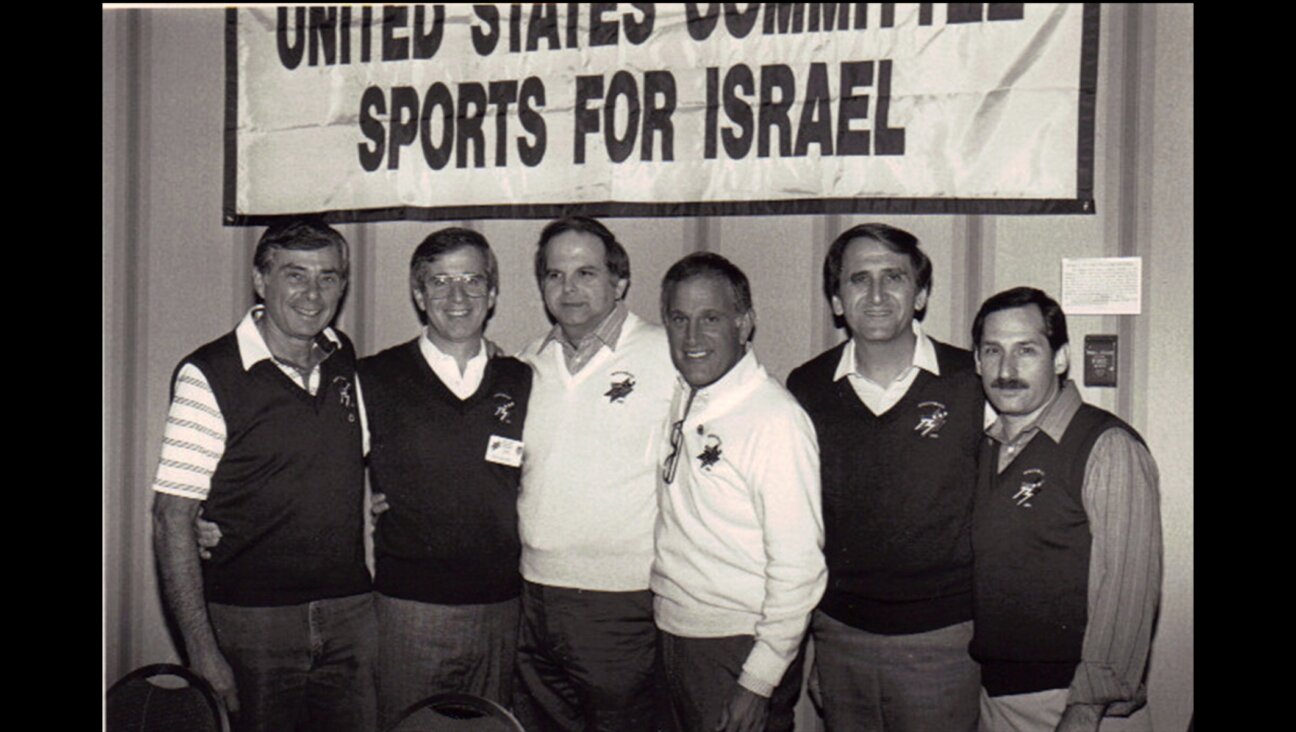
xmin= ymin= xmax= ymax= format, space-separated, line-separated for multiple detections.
xmin=550 ymin=338 xmax=615 ymax=390
xmin=406 ymin=338 xmax=495 ymax=411
xmin=834 ymin=367 xmax=937 ymax=423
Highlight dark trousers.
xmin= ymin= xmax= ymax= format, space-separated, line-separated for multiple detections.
xmin=513 ymin=581 xmax=658 ymax=732
xmin=207 ymin=592 xmax=377 ymax=732
xmin=659 ymin=631 xmax=805 ymax=732
xmin=374 ymin=593 xmax=520 ymax=729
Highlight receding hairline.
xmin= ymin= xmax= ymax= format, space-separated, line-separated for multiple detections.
xmin=544 ymin=228 xmax=610 ymax=260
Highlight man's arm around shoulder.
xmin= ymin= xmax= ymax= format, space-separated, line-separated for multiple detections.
xmin=152 ymin=492 xmax=240 ymax=713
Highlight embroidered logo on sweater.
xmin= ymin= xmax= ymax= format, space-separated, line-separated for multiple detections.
xmin=698 ymin=434 xmax=723 ymax=470
xmin=1013 ymin=469 xmax=1046 ymax=507
xmin=492 ymin=392 xmax=515 ymax=424
xmin=605 ymin=371 xmax=636 ymax=403
xmin=333 ymin=376 xmax=356 ymax=422
xmin=914 ymin=401 xmax=948 ymax=438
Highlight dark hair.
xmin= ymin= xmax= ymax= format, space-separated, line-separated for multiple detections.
xmin=254 ymin=218 xmax=350 ymax=277
xmin=971 ymin=287 xmax=1070 ymax=384
xmin=660 ymin=252 xmax=753 ymax=319
xmin=409 ymin=227 xmax=499 ymax=293
xmin=823 ymin=223 xmax=932 ymax=319
xmin=533 ymin=216 xmax=631 ymax=296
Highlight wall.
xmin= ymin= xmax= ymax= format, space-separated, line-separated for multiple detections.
xmin=104 ymin=6 xmax=1192 ymax=729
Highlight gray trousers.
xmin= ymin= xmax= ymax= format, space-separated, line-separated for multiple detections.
xmin=811 ymin=611 xmax=980 ymax=732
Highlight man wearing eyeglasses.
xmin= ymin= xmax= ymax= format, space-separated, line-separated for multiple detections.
xmin=512 ymin=217 xmax=676 ymax=732
xmin=652 ymin=252 xmax=825 ymax=732
xmin=359 ymin=227 xmax=533 ymax=727
xmin=192 ymin=227 xmax=531 ymax=728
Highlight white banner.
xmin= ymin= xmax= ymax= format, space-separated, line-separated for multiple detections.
xmin=225 ymin=3 xmax=1099 ymax=223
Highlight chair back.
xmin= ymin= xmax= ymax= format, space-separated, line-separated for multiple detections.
xmin=106 ymin=663 xmax=228 ymax=732
xmin=384 ymin=692 xmax=525 ymax=732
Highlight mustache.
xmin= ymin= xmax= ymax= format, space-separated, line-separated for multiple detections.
xmin=991 ymin=378 xmax=1030 ymax=390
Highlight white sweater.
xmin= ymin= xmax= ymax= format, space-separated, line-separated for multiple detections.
xmin=651 ymin=351 xmax=826 ymax=696
xmin=518 ymin=312 xmax=677 ymax=591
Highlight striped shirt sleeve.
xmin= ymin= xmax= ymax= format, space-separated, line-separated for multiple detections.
xmin=151 ymin=363 xmax=226 ymax=500
xmin=1068 ymin=428 xmax=1162 ymax=713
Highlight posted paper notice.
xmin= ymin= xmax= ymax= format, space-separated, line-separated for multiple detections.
xmin=1062 ymin=257 xmax=1142 ymax=315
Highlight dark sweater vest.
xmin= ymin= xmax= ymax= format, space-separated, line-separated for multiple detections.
xmin=787 ymin=339 xmax=983 ymax=634
xmin=359 ymin=340 xmax=532 ymax=605
xmin=970 ymin=403 xmax=1145 ymax=696
xmin=179 ymin=330 xmax=370 ymax=606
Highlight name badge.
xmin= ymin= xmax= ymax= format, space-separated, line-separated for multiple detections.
xmin=485 ymin=435 xmax=524 ymax=467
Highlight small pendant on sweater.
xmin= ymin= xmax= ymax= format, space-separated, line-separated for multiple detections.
xmin=1012 ymin=469 xmax=1046 ymax=507
xmin=698 ymin=434 xmax=723 ymax=470
xmin=492 ymin=393 xmax=516 ymax=424
xmin=914 ymin=401 xmax=949 ymax=438
xmin=605 ymin=371 xmax=636 ymax=403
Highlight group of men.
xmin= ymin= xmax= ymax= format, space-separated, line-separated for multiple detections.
xmin=151 ymin=216 xmax=1162 ymax=732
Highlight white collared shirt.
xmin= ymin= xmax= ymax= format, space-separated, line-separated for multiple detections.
xmin=833 ymin=320 xmax=941 ymax=415
xmin=418 ymin=333 xmax=487 ymax=400
xmin=233 ymin=305 xmax=341 ymax=395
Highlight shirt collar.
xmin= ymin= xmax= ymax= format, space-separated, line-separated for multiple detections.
xmin=419 ymin=331 xmax=487 ymax=370
xmin=539 ymin=301 xmax=629 ymax=354
xmin=677 ymin=348 xmax=765 ymax=423
xmin=832 ymin=319 xmax=941 ymax=383
xmin=985 ymin=380 xmax=1083 ymax=445
xmin=234 ymin=305 xmax=341 ymax=372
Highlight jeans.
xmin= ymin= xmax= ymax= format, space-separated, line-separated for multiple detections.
xmin=811 ymin=611 xmax=980 ymax=732
xmin=659 ymin=631 xmax=806 ymax=732
xmin=513 ymin=581 xmax=658 ymax=732
xmin=207 ymin=592 xmax=377 ymax=732
xmin=374 ymin=592 xmax=520 ymax=729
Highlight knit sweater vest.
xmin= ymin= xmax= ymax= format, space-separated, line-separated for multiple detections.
xmin=970 ymin=403 xmax=1145 ymax=696
xmin=180 ymin=330 xmax=370 ymax=606
xmin=517 ymin=312 xmax=676 ymax=591
xmin=359 ymin=340 xmax=532 ymax=605
xmin=787 ymin=339 xmax=982 ymax=633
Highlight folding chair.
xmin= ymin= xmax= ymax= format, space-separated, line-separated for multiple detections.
xmin=384 ymin=691 xmax=525 ymax=732
xmin=106 ymin=663 xmax=228 ymax=732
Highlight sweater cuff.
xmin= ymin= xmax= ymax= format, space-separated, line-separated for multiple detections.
xmin=737 ymin=670 xmax=775 ymax=698
xmin=738 ymin=640 xmax=788 ymax=698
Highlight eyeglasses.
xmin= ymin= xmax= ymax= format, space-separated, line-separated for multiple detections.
xmin=425 ymin=274 xmax=490 ymax=299
xmin=662 ymin=418 xmax=685 ymax=485
xmin=661 ymin=388 xmax=697 ymax=485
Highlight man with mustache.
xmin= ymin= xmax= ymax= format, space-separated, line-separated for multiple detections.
xmin=970 ymin=287 xmax=1161 ymax=732
xmin=786 ymin=223 xmax=983 ymax=731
